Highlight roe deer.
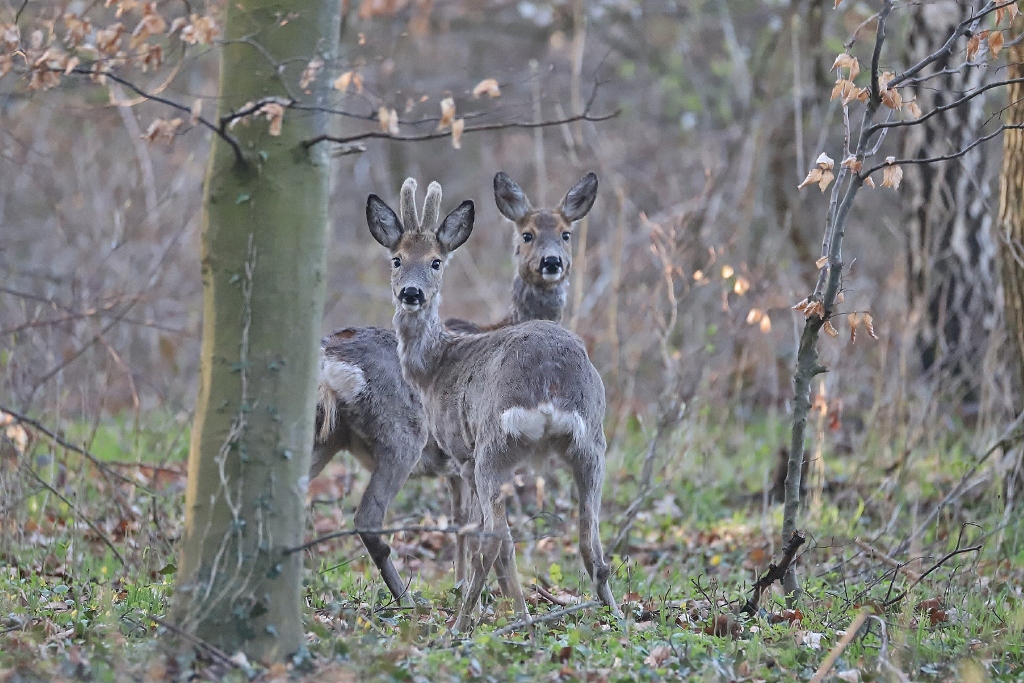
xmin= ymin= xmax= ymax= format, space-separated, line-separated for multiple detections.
xmin=366 ymin=178 xmax=621 ymax=631
xmin=311 ymin=173 xmax=599 ymax=604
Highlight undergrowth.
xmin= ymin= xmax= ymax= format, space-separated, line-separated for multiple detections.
xmin=1 ymin=407 xmax=1023 ymax=681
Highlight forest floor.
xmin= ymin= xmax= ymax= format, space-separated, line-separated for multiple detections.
xmin=1 ymin=407 xmax=1023 ymax=682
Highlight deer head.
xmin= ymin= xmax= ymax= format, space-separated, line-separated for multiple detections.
xmin=493 ymin=171 xmax=598 ymax=288
xmin=366 ymin=178 xmax=475 ymax=314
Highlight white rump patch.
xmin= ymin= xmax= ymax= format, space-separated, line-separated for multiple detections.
xmin=500 ymin=402 xmax=586 ymax=445
xmin=317 ymin=360 xmax=366 ymax=442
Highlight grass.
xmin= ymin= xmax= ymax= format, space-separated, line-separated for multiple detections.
xmin=2 ymin=407 xmax=1024 ymax=681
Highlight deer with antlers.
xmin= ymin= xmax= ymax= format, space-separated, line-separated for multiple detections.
xmin=365 ymin=178 xmax=620 ymax=630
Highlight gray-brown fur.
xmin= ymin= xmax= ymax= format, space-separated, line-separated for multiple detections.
xmin=367 ymin=178 xmax=620 ymax=631
xmin=312 ymin=173 xmax=599 ymax=605
xmin=447 ymin=172 xmax=597 ymax=333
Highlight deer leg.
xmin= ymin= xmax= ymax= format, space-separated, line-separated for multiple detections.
xmin=453 ymin=459 xmax=509 ymax=632
xmin=354 ymin=445 xmax=416 ymax=606
xmin=570 ymin=447 xmax=622 ymax=617
xmin=447 ymin=473 xmax=469 ymax=584
xmin=494 ymin=532 xmax=529 ymax=619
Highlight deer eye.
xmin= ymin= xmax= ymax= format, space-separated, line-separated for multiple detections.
xmin=522 ymin=232 xmax=533 ymax=243
xmin=391 ymin=257 xmax=401 ymax=268
xmin=431 ymin=259 xmax=442 ymax=270
xmin=561 ymin=231 xmax=571 ymax=242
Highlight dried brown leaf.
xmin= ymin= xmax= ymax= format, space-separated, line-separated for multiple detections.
xmin=260 ymin=102 xmax=285 ymax=136
xmin=816 ymin=256 xmax=829 ymax=269
xmin=840 ymin=156 xmax=862 ymax=172
xmin=905 ymin=100 xmax=922 ymax=119
xmin=967 ymin=34 xmax=982 ymax=61
xmin=864 ymin=176 xmax=876 ymax=188
xmin=818 ymin=168 xmax=835 ymax=192
xmin=759 ymin=314 xmax=772 ymax=333
xmin=831 ymin=78 xmax=855 ymax=103
xmin=180 ymin=14 xmax=219 ymax=45
xmin=881 ymin=163 xmax=903 ymax=190
xmin=823 ymin=320 xmax=839 ymax=338
xmin=881 ymin=86 xmax=903 ymax=110
xmin=815 ymin=152 xmax=835 ymax=169
xmin=3 ymin=23 xmax=20 ymax=51
xmin=746 ymin=308 xmax=763 ymax=324
xmin=863 ymin=313 xmax=878 ymax=339
xmin=792 ymin=297 xmax=810 ymax=312
xmin=733 ymin=275 xmax=750 ymax=295
xmin=472 ymin=77 xmax=501 ymax=98
xmin=644 ymin=645 xmax=672 ymax=668
xmin=334 ymin=70 xmax=354 ymax=92
xmin=451 ymin=117 xmax=465 ymax=149
xmin=438 ymin=97 xmax=456 ymax=130
xmin=721 ymin=264 xmax=735 ymax=279
xmin=299 ymin=56 xmax=324 ymax=90
xmin=989 ymin=30 xmax=1004 ymax=58
xmin=190 ymin=98 xmax=202 ymax=125
xmin=848 ymin=312 xmax=860 ymax=343
xmin=143 ymin=117 xmax=182 ymax=145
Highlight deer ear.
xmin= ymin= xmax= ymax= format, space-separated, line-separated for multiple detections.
xmin=366 ymin=195 xmax=404 ymax=250
xmin=436 ymin=200 xmax=474 ymax=253
xmin=559 ymin=172 xmax=598 ymax=223
xmin=493 ymin=172 xmax=531 ymax=222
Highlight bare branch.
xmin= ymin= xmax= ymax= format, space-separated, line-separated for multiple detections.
xmin=869 ymin=77 xmax=1024 ymax=134
xmin=861 ymin=123 xmax=1024 ymax=178
xmin=302 ymin=109 xmax=620 ymax=148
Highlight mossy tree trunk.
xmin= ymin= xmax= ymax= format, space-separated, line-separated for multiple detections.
xmin=1000 ymin=29 xmax=1024 ymax=395
xmin=169 ymin=0 xmax=339 ymax=660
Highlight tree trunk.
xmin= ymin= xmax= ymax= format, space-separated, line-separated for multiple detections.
xmin=902 ymin=2 xmax=1001 ymax=401
xmin=999 ymin=29 xmax=1024 ymax=396
xmin=169 ymin=0 xmax=339 ymax=660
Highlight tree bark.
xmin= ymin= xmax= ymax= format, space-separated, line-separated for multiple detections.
xmin=999 ymin=29 xmax=1024 ymax=396
xmin=169 ymin=0 xmax=339 ymax=660
xmin=902 ymin=2 xmax=1001 ymax=400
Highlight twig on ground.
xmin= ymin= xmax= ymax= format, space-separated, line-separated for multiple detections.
xmin=740 ymin=531 xmax=806 ymax=615
xmin=23 ymin=465 xmax=125 ymax=566
xmin=490 ymin=600 xmax=601 ymax=638
xmin=147 ymin=614 xmax=238 ymax=668
xmin=854 ymin=538 xmax=923 ymax=583
xmin=533 ymin=583 xmax=582 ymax=607
xmin=882 ymin=543 xmax=982 ymax=608
xmin=285 ymin=525 xmax=502 ymax=555
xmin=809 ymin=608 xmax=871 ymax=683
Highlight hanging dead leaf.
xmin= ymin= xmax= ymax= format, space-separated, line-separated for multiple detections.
xmin=721 ymin=264 xmax=735 ymax=279
xmin=472 ymin=78 xmax=501 ymax=98
xmin=835 ymin=291 xmax=844 ymax=304
xmin=841 ymin=156 xmax=862 ymax=172
xmin=989 ymin=30 xmax=1004 ymax=58
xmin=142 ymin=117 xmax=182 ymax=145
xmin=746 ymin=308 xmax=764 ymax=325
xmin=130 ymin=3 xmax=166 ymax=48
xmin=823 ymin=320 xmax=839 ymax=338
xmin=3 ymin=23 xmax=20 ymax=51
xmin=451 ymin=118 xmax=465 ymax=149
xmin=864 ymin=176 xmax=876 ymax=188
xmin=64 ymin=55 xmax=80 ymax=75
xmin=881 ymin=159 xmax=903 ymax=190
xmin=760 ymin=314 xmax=772 ymax=333
xmin=878 ymin=71 xmax=895 ymax=90
xmin=299 ymin=56 xmax=324 ymax=90
xmin=881 ymin=86 xmax=903 ymax=111
xmin=1009 ymin=3 xmax=1020 ymax=22
xmin=260 ymin=102 xmax=285 ymax=136
xmin=905 ymin=100 xmax=922 ymax=119
xmin=96 ymin=23 xmax=125 ymax=55
xmin=438 ymin=97 xmax=456 ymax=130
xmin=734 ymin=275 xmax=750 ymax=295
xmin=848 ymin=312 xmax=860 ymax=343
xmin=190 ymin=98 xmax=202 ymax=125
xmin=816 ymin=152 xmax=835 ymax=169
xmin=180 ymin=14 xmax=219 ymax=45
xmin=0 ymin=54 xmax=13 ymax=78
xmin=863 ymin=313 xmax=877 ymax=339
xmin=816 ymin=256 xmax=829 ymax=269
xmin=831 ymin=53 xmax=861 ymax=80
xmin=798 ymin=153 xmax=836 ymax=192
xmin=334 ymin=70 xmax=355 ymax=92
xmin=831 ymin=78 xmax=855 ymax=103
xmin=792 ymin=298 xmax=810 ymax=313
xmin=967 ymin=34 xmax=982 ymax=61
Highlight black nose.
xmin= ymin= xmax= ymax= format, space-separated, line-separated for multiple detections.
xmin=540 ymin=256 xmax=563 ymax=273
xmin=399 ymin=286 xmax=425 ymax=305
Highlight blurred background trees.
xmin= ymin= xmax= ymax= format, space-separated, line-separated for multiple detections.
xmin=2 ymin=0 xmax=1023 ymax=622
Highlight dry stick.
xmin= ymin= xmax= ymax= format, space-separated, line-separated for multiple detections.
xmin=809 ymin=608 xmax=871 ymax=683
xmin=882 ymin=543 xmax=983 ymax=608
xmin=894 ymin=409 xmax=1024 ymax=555
xmin=740 ymin=531 xmax=806 ymax=615
xmin=23 ymin=465 xmax=125 ymax=566
xmin=0 ymin=405 xmax=142 ymax=489
xmin=854 ymin=538 xmax=923 ymax=583
xmin=490 ymin=600 xmax=600 ymax=638
xmin=533 ymin=583 xmax=581 ymax=607
xmin=303 ymin=109 xmax=619 ymax=148
xmin=147 ymin=614 xmax=238 ymax=669
xmin=284 ymin=525 xmax=502 ymax=555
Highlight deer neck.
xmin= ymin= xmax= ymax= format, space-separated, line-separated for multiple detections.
xmin=394 ymin=295 xmax=450 ymax=389
xmin=510 ymin=275 xmax=567 ymax=324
